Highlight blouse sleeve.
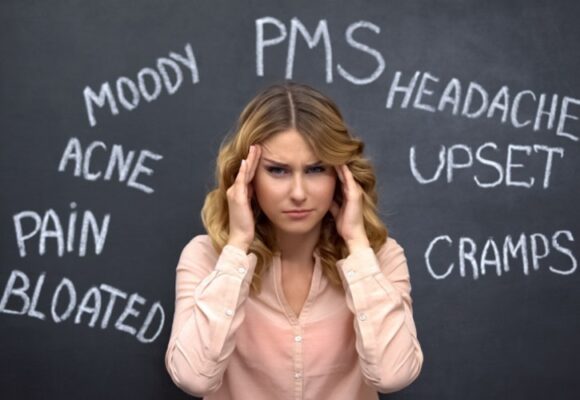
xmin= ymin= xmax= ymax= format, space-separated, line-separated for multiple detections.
xmin=336 ymin=236 xmax=424 ymax=394
xmin=164 ymin=235 xmax=258 ymax=396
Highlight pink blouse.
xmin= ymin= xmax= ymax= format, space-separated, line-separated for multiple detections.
xmin=165 ymin=234 xmax=423 ymax=399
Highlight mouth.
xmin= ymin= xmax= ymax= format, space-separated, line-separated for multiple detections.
xmin=283 ymin=209 xmax=313 ymax=218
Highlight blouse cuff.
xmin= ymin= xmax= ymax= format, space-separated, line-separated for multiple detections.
xmin=214 ymin=244 xmax=258 ymax=285
xmin=336 ymin=246 xmax=381 ymax=285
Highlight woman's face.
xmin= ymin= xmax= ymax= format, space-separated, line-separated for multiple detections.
xmin=253 ymin=129 xmax=337 ymax=238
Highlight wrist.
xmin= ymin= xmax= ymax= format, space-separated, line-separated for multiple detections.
xmin=227 ymin=239 xmax=249 ymax=253
xmin=346 ymin=237 xmax=370 ymax=253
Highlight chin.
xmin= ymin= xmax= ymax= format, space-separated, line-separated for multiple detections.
xmin=280 ymin=225 xmax=314 ymax=233
xmin=273 ymin=219 xmax=322 ymax=235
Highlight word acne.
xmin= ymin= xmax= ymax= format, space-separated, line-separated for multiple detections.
xmin=58 ymin=137 xmax=162 ymax=194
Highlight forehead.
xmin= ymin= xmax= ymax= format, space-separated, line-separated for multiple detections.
xmin=260 ymin=129 xmax=318 ymax=163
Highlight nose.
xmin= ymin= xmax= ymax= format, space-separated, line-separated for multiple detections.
xmin=289 ymin=173 xmax=307 ymax=202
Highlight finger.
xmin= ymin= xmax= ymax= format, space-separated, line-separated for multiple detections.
xmin=329 ymin=201 xmax=339 ymax=219
xmin=233 ymin=159 xmax=247 ymax=196
xmin=247 ymin=184 xmax=254 ymax=200
xmin=342 ymin=164 xmax=362 ymax=194
xmin=248 ymin=145 xmax=261 ymax=181
xmin=335 ymin=165 xmax=344 ymax=183
xmin=339 ymin=165 xmax=349 ymax=192
xmin=245 ymin=146 xmax=254 ymax=183
xmin=244 ymin=146 xmax=254 ymax=182
xmin=344 ymin=164 xmax=362 ymax=193
xmin=237 ymin=159 xmax=246 ymax=182
xmin=248 ymin=145 xmax=260 ymax=179
xmin=344 ymin=164 xmax=355 ymax=181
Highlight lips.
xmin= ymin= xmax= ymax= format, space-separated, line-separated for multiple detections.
xmin=283 ymin=209 xmax=313 ymax=219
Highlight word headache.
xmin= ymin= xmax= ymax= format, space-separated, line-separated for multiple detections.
xmin=255 ymin=14 xmax=580 ymax=144
xmin=425 ymin=230 xmax=576 ymax=280
xmin=84 ymin=43 xmax=199 ymax=127
xmin=0 ymin=270 xmax=164 ymax=344
xmin=13 ymin=202 xmax=109 ymax=257
xmin=58 ymin=137 xmax=163 ymax=194
xmin=386 ymin=70 xmax=580 ymax=141
xmin=409 ymin=142 xmax=563 ymax=188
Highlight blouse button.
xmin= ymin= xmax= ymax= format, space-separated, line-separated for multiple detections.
xmin=347 ymin=270 xmax=355 ymax=278
xmin=225 ymin=309 xmax=234 ymax=317
xmin=238 ymin=267 xmax=246 ymax=274
xmin=294 ymin=372 xmax=302 ymax=379
xmin=358 ymin=313 xmax=367 ymax=321
xmin=294 ymin=335 xmax=302 ymax=343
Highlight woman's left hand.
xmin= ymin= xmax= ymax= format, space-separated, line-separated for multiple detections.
xmin=330 ymin=164 xmax=371 ymax=253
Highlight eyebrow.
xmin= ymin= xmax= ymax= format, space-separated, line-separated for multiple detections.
xmin=262 ymin=157 xmax=323 ymax=168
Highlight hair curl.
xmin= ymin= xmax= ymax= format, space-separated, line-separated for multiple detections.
xmin=201 ymin=81 xmax=388 ymax=296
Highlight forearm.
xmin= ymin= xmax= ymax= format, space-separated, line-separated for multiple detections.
xmin=165 ymin=243 xmax=256 ymax=396
xmin=338 ymin=243 xmax=424 ymax=393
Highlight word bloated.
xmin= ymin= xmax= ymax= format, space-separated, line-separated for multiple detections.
xmin=0 ymin=269 xmax=165 ymax=344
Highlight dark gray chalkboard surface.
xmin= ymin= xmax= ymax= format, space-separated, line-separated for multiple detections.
xmin=1 ymin=0 xmax=579 ymax=399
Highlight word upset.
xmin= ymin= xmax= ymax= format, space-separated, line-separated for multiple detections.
xmin=84 ymin=43 xmax=199 ymax=127
xmin=409 ymin=142 xmax=564 ymax=188
xmin=425 ymin=229 xmax=576 ymax=280
xmin=0 ymin=269 xmax=165 ymax=344
xmin=58 ymin=137 xmax=163 ymax=194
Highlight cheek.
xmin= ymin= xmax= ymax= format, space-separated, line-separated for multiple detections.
xmin=253 ymin=173 xmax=282 ymax=205
xmin=252 ymin=173 xmax=266 ymax=203
xmin=313 ymin=177 xmax=337 ymax=203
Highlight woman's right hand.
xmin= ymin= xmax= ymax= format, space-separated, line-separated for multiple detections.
xmin=226 ymin=144 xmax=262 ymax=252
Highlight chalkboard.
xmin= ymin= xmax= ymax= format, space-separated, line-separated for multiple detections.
xmin=1 ymin=0 xmax=579 ymax=399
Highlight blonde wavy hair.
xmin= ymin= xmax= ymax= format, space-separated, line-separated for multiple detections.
xmin=201 ymin=81 xmax=388 ymax=296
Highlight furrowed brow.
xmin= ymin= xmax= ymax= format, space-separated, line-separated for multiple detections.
xmin=262 ymin=157 xmax=322 ymax=168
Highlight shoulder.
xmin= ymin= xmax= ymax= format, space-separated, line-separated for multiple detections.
xmin=377 ymin=236 xmax=406 ymax=260
xmin=186 ymin=234 xmax=214 ymax=249
xmin=178 ymin=234 xmax=220 ymax=266
xmin=375 ymin=236 xmax=410 ymax=279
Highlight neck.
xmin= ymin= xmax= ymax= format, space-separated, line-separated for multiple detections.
xmin=275 ymin=225 xmax=320 ymax=268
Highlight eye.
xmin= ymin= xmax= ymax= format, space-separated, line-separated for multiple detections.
xmin=266 ymin=166 xmax=286 ymax=176
xmin=308 ymin=165 xmax=326 ymax=173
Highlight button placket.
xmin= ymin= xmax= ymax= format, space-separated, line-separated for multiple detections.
xmin=293 ymin=327 xmax=304 ymax=398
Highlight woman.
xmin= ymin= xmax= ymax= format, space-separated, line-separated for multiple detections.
xmin=165 ymin=81 xmax=423 ymax=399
